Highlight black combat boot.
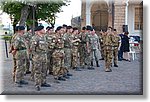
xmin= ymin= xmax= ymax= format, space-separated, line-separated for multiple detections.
xmin=20 ymin=80 xmax=28 ymax=85
xmin=58 ymin=76 xmax=66 ymax=81
xmin=35 ymin=86 xmax=40 ymax=91
xmin=114 ymin=64 xmax=118 ymax=67
xmin=91 ymin=61 xmax=93 ymax=66
xmin=41 ymin=83 xmax=51 ymax=87
xmin=96 ymin=61 xmax=100 ymax=67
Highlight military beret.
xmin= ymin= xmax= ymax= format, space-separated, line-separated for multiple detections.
xmin=86 ymin=25 xmax=93 ymax=31
xmin=35 ymin=26 xmax=44 ymax=31
xmin=46 ymin=26 xmax=53 ymax=30
xmin=82 ymin=26 xmax=86 ymax=30
xmin=15 ymin=26 xmax=19 ymax=31
xmin=62 ymin=24 xmax=67 ymax=28
xmin=67 ymin=26 xmax=73 ymax=29
xmin=18 ymin=26 xmax=25 ymax=31
xmin=113 ymin=29 xmax=117 ymax=31
xmin=56 ymin=26 xmax=62 ymax=31
xmin=73 ymin=27 xmax=78 ymax=31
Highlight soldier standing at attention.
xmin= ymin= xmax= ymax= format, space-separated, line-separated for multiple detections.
xmin=71 ymin=27 xmax=81 ymax=71
xmin=89 ymin=29 xmax=101 ymax=68
xmin=78 ymin=27 xmax=87 ymax=69
xmin=99 ymin=30 xmax=105 ymax=60
xmin=9 ymin=26 xmax=19 ymax=82
xmin=103 ymin=27 xmax=115 ymax=72
xmin=112 ymin=29 xmax=121 ymax=67
xmin=45 ymin=26 xmax=55 ymax=75
xmin=85 ymin=25 xmax=95 ymax=70
xmin=12 ymin=26 xmax=28 ymax=87
xmin=52 ymin=26 xmax=68 ymax=82
xmin=23 ymin=28 xmax=33 ymax=74
xmin=30 ymin=26 xmax=51 ymax=91
xmin=63 ymin=26 xmax=73 ymax=70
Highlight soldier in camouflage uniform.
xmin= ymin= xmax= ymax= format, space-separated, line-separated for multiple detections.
xmin=89 ymin=29 xmax=101 ymax=67
xmin=9 ymin=26 xmax=19 ymax=82
xmin=52 ymin=26 xmax=69 ymax=82
xmin=63 ymin=26 xmax=73 ymax=70
xmin=12 ymin=26 xmax=28 ymax=87
xmin=112 ymin=29 xmax=121 ymax=67
xmin=62 ymin=24 xmax=67 ymax=34
xmin=85 ymin=25 xmax=95 ymax=70
xmin=45 ymin=26 xmax=55 ymax=75
xmin=23 ymin=28 xmax=33 ymax=74
xmin=30 ymin=26 xmax=51 ymax=91
xmin=71 ymin=27 xmax=81 ymax=71
xmin=98 ymin=30 xmax=105 ymax=60
xmin=103 ymin=27 xmax=115 ymax=72
xmin=78 ymin=27 xmax=87 ymax=69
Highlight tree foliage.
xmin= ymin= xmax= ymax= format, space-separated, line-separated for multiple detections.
xmin=2 ymin=0 xmax=70 ymax=29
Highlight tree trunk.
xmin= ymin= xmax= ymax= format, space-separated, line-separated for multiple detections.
xmin=19 ymin=5 xmax=30 ymax=26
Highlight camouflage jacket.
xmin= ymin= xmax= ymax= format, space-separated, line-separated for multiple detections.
xmin=45 ymin=32 xmax=55 ymax=50
xmin=30 ymin=34 xmax=48 ymax=62
xmin=63 ymin=33 xmax=72 ymax=48
xmin=13 ymin=34 xmax=27 ymax=59
xmin=112 ymin=35 xmax=121 ymax=47
xmin=88 ymin=33 xmax=100 ymax=50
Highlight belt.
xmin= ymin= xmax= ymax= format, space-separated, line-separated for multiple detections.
xmin=16 ymin=48 xmax=26 ymax=51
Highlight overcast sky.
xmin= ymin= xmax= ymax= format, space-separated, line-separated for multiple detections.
xmin=55 ymin=0 xmax=81 ymax=27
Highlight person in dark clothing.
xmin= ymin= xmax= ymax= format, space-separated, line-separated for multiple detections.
xmin=118 ymin=34 xmax=124 ymax=61
xmin=120 ymin=32 xmax=130 ymax=61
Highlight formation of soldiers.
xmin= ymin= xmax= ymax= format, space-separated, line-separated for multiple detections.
xmin=9 ymin=24 xmax=121 ymax=91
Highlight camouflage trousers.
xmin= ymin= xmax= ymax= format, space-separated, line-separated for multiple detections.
xmin=30 ymin=60 xmax=34 ymax=81
xmin=12 ymin=56 xmax=17 ymax=82
xmin=52 ymin=49 xmax=66 ymax=79
xmin=25 ymin=57 xmax=30 ymax=72
xmin=47 ymin=50 xmax=53 ymax=74
xmin=84 ymin=51 xmax=92 ymax=68
xmin=112 ymin=47 xmax=118 ymax=65
xmin=64 ymin=48 xmax=71 ymax=69
xmin=100 ymin=46 xmax=104 ymax=59
xmin=91 ymin=49 xmax=101 ymax=61
xmin=33 ymin=61 xmax=47 ymax=86
xmin=15 ymin=58 xmax=26 ymax=83
xmin=104 ymin=47 xmax=113 ymax=70
xmin=78 ymin=45 xmax=86 ymax=67
xmin=71 ymin=46 xmax=78 ymax=68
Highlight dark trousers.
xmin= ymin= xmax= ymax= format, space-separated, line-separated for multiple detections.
xmin=118 ymin=50 xmax=123 ymax=60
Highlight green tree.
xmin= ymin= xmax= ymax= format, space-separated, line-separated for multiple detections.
xmin=2 ymin=0 xmax=70 ymax=33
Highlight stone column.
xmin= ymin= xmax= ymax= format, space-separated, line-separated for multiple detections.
xmin=81 ymin=0 xmax=86 ymax=28
xmin=114 ymin=0 xmax=126 ymax=34
xmin=86 ymin=0 xmax=91 ymax=25
xmin=125 ymin=0 xmax=129 ymax=25
xmin=108 ymin=1 xmax=113 ymax=27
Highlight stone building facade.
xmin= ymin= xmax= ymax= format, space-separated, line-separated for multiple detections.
xmin=81 ymin=0 xmax=143 ymax=37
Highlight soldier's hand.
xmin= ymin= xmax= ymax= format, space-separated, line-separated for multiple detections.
xmin=12 ymin=50 xmax=17 ymax=56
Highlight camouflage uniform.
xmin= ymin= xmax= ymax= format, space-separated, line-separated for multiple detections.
xmin=52 ymin=34 xmax=66 ymax=80
xmin=112 ymin=35 xmax=121 ymax=66
xmin=78 ymin=32 xmax=87 ymax=68
xmin=45 ymin=32 xmax=55 ymax=75
xmin=30 ymin=34 xmax=48 ymax=87
xmin=13 ymin=34 xmax=28 ymax=83
xmin=71 ymin=34 xmax=80 ymax=69
xmin=103 ymin=32 xmax=115 ymax=72
xmin=85 ymin=32 xmax=93 ymax=69
xmin=9 ymin=33 xmax=18 ymax=81
xmin=24 ymin=32 xmax=33 ymax=73
xmin=63 ymin=33 xmax=72 ymax=69
xmin=98 ymin=32 xmax=105 ymax=59
xmin=89 ymin=33 xmax=101 ymax=67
